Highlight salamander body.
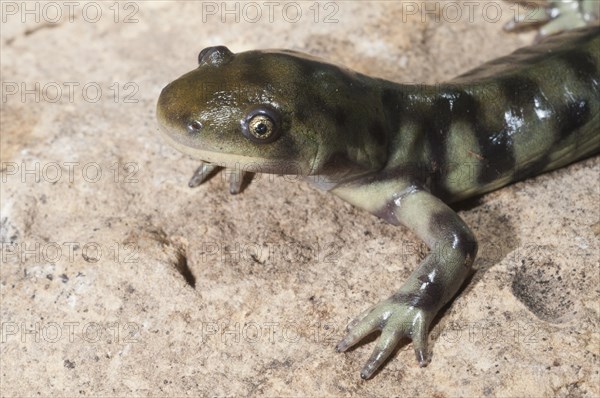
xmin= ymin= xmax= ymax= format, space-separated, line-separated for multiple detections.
xmin=156 ymin=24 xmax=599 ymax=378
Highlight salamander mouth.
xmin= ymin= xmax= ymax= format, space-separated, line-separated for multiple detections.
xmin=156 ymin=124 xmax=310 ymax=175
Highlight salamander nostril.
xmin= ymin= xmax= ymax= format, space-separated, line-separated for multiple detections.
xmin=187 ymin=120 xmax=203 ymax=134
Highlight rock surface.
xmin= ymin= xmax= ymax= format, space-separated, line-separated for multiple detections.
xmin=1 ymin=1 xmax=598 ymax=396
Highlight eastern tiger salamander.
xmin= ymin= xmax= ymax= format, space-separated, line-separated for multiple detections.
xmin=156 ymin=10 xmax=599 ymax=379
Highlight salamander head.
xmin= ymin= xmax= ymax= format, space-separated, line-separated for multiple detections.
xmin=156 ymin=45 xmax=387 ymax=176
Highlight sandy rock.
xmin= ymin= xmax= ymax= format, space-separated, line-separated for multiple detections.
xmin=1 ymin=1 xmax=598 ymax=396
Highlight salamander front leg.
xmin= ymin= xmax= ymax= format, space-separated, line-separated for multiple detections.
xmin=187 ymin=161 xmax=253 ymax=195
xmin=188 ymin=162 xmax=221 ymax=187
xmin=336 ymin=189 xmax=477 ymax=379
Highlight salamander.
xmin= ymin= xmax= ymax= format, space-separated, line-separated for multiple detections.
xmin=156 ymin=12 xmax=599 ymax=379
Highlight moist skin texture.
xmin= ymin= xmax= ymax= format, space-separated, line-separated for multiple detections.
xmin=156 ymin=24 xmax=599 ymax=379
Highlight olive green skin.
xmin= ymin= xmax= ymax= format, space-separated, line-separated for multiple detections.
xmin=157 ymin=47 xmax=388 ymax=179
xmin=157 ymin=25 xmax=599 ymax=379
xmin=158 ymin=30 xmax=599 ymax=201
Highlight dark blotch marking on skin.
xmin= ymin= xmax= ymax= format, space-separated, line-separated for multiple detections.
xmin=294 ymin=107 xmax=310 ymax=124
xmin=421 ymin=95 xmax=453 ymax=187
xmin=499 ymin=75 xmax=540 ymax=108
xmin=558 ymin=50 xmax=599 ymax=85
xmin=369 ymin=120 xmax=387 ymax=147
xmin=239 ymin=56 xmax=269 ymax=86
xmin=469 ymin=31 xmax=597 ymax=185
xmin=476 ymin=128 xmax=517 ymax=185
xmin=446 ymin=87 xmax=479 ymax=120
xmin=391 ymin=275 xmax=444 ymax=312
xmin=295 ymin=91 xmax=337 ymax=128
xmin=556 ymin=99 xmax=590 ymax=142
xmin=295 ymin=58 xmax=319 ymax=81
xmin=334 ymin=106 xmax=347 ymax=126
xmin=466 ymin=79 xmax=521 ymax=185
xmin=381 ymin=88 xmax=403 ymax=135
xmin=430 ymin=211 xmax=478 ymax=263
xmin=514 ymin=99 xmax=593 ymax=179
xmin=423 ymin=88 xmax=485 ymax=197
xmin=294 ymin=63 xmax=357 ymax=125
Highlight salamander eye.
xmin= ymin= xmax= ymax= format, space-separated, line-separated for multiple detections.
xmin=241 ymin=106 xmax=282 ymax=144
xmin=187 ymin=120 xmax=203 ymax=134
